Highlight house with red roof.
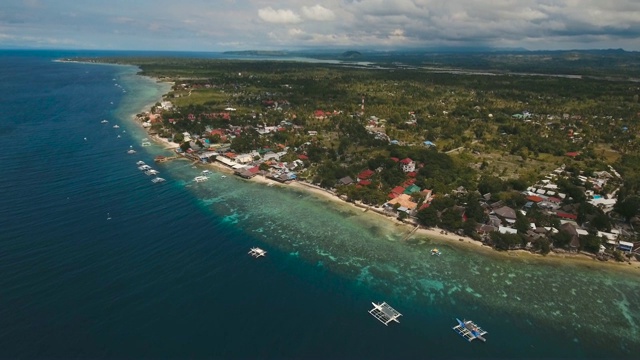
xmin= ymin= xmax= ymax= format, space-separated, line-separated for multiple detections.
xmin=313 ymin=110 xmax=330 ymax=119
xmin=358 ymin=180 xmax=372 ymax=186
xmin=556 ymin=212 xmax=578 ymax=220
xmin=526 ymin=195 xmax=544 ymax=203
xmin=357 ymin=169 xmax=375 ymax=181
xmin=565 ymin=152 xmax=580 ymax=158
xmin=388 ymin=186 xmax=405 ymax=199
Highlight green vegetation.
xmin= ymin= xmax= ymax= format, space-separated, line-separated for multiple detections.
xmin=81 ymin=53 xmax=640 ymax=256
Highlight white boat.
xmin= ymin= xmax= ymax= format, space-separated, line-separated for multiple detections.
xmin=136 ymin=161 xmax=146 ymax=166
xmin=138 ymin=165 xmax=151 ymax=171
xmin=101 ymin=119 xmax=109 ymax=124
xmin=151 ymin=177 xmax=166 ymax=183
xmin=127 ymin=149 xmax=136 ymax=154
xmin=221 ymin=175 xmax=227 ymax=178
xmin=453 ymin=319 xmax=487 ymax=342
xmin=248 ymin=247 xmax=267 ymax=258
xmin=202 ymin=170 xmax=212 ymax=176
xmin=369 ymin=302 xmax=402 ymax=326
xmin=194 ymin=176 xmax=208 ymax=182
xmin=142 ymin=138 xmax=149 ymax=142
xmin=113 ymin=125 xmax=120 ymax=129
xmin=141 ymin=141 xmax=151 ymax=147
xmin=145 ymin=169 xmax=159 ymax=176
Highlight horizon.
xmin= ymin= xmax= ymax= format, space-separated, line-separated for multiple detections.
xmin=2 ymin=1 xmax=640 ymax=52
xmin=1 ymin=47 xmax=638 ymax=54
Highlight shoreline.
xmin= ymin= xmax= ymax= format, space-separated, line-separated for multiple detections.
xmin=286 ymin=180 xmax=640 ymax=272
xmin=127 ymin=75 xmax=640 ymax=275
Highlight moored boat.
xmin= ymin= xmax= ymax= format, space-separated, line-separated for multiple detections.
xmin=453 ymin=318 xmax=487 ymax=342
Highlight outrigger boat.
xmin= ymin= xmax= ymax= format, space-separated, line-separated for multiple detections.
xmin=369 ymin=302 xmax=402 ymax=326
xmin=453 ymin=318 xmax=487 ymax=342
xmin=248 ymin=247 xmax=267 ymax=258
xmin=431 ymin=248 xmax=441 ymax=256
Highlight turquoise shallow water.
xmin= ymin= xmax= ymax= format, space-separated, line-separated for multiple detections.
xmin=0 ymin=50 xmax=638 ymax=359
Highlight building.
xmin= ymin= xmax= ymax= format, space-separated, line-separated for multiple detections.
xmin=399 ymin=158 xmax=416 ymax=173
xmin=357 ymin=169 xmax=375 ymax=182
xmin=384 ymin=194 xmax=418 ymax=214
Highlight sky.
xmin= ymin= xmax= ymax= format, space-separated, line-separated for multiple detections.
xmin=2 ymin=0 xmax=640 ymax=52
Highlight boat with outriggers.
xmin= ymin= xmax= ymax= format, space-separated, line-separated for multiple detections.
xmin=431 ymin=248 xmax=441 ymax=256
xmin=145 ymin=169 xmax=159 ymax=176
xmin=194 ymin=175 xmax=208 ymax=182
xmin=151 ymin=177 xmax=166 ymax=183
xmin=453 ymin=318 xmax=487 ymax=342
xmin=136 ymin=161 xmax=146 ymax=166
xmin=369 ymin=302 xmax=402 ymax=326
xmin=202 ymin=170 xmax=212 ymax=176
xmin=248 ymin=247 xmax=267 ymax=258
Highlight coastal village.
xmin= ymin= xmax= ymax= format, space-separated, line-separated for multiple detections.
xmin=130 ymin=62 xmax=640 ymax=265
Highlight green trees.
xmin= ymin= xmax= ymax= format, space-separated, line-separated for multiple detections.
xmin=490 ymin=232 xmax=522 ymax=250
xmin=614 ymin=196 xmax=640 ymax=222
xmin=580 ymin=233 xmax=603 ymax=253
xmin=478 ymin=175 xmax=505 ymax=195
xmin=173 ymin=132 xmax=184 ymax=143
xmin=417 ymin=206 xmax=439 ymax=227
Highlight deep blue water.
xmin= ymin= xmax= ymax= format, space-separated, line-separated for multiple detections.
xmin=0 ymin=50 xmax=639 ymax=359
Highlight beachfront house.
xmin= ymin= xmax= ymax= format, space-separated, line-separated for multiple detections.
xmin=235 ymin=153 xmax=254 ymax=164
xmin=384 ymin=194 xmax=418 ymax=215
xmin=338 ymin=176 xmax=354 ymax=186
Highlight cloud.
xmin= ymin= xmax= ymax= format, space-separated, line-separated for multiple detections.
xmin=258 ymin=7 xmax=302 ymax=24
xmin=301 ymin=5 xmax=335 ymax=21
xmin=1 ymin=0 xmax=640 ymax=51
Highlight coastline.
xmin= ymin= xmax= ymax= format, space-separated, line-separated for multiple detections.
xmin=128 ymin=75 xmax=640 ymax=275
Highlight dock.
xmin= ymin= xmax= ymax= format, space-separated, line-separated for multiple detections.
xmin=248 ymin=247 xmax=267 ymax=258
xmin=154 ymin=155 xmax=179 ymax=163
xmin=369 ymin=302 xmax=402 ymax=326
xmin=453 ymin=318 xmax=487 ymax=342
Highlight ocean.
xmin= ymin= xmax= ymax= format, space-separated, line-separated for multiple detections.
xmin=0 ymin=50 xmax=639 ymax=359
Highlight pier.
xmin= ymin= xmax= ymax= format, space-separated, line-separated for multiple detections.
xmin=369 ymin=302 xmax=402 ymax=325
xmin=154 ymin=155 xmax=179 ymax=163
xmin=453 ymin=318 xmax=487 ymax=342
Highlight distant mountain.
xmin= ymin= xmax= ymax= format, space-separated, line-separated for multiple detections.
xmin=341 ymin=50 xmax=362 ymax=59
xmin=222 ymin=50 xmax=289 ymax=56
